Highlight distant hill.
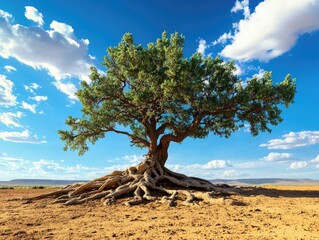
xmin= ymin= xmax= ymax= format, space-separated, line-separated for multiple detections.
xmin=211 ymin=178 xmax=319 ymax=186
xmin=0 ymin=179 xmax=88 ymax=187
xmin=1 ymin=178 xmax=319 ymax=187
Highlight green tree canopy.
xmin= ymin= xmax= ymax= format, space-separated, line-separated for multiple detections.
xmin=59 ymin=32 xmax=296 ymax=166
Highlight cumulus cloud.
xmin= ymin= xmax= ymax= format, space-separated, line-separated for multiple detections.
xmin=33 ymin=159 xmax=64 ymax=172
xmin=212 ymin=32 xmax=233 ymax=46
xmin=53 ymin=81 xmax=78 ymax=100
xmin=0 ymin=9 xmax=93 ymax=99
xmin=122 ymin=155 xmax=144 ymax=163
xmin=31 ymin=159 xmax=121 ymax=180
xmin=222 ymin=169 xmax=239 ymax=178
xmin=309 ymin=154 xmax=319 ymax=168
xmin=0 ymin=112 xmax=23 ymax=127
xmin=24 ymin=83 xmax=40 ymax=94
xmin=0 ymin=129 xmax=46 ymax=144
xmin=233 ymin=64 xmax=244 ymax=76
xmin=171 ymin=160 xmax=231 ymax=171
xmin=0 ymin=9 xmax=12 ymax=22
xmin=253 ymin=68 xmax=265 ymax=79
xmin=31 ymin=95 xmax=48 ymax=102
xmin=4 ymin=65 xmax=16 ymax=72
xmin=260 ymin=152 xmax=293 ymax=162
xmin=310 ymin=154 xmax=319 ymax=163
xmin=234 ymin=160 xmax=265 ymax=169
xmin=197 ymin=39 xmax=208 ymax=56
xmin=201 ymin=160 xmax=231 ymax=169
xmin=231 ymin=0 xmax=250 ymax=19
xmin=21 ymin=101 xmax=37 ymax=113
xmin=289 ymin=161 xmax=308 ymax=170
xmin=167 ymin=159 xmax=232 ymax=179
xmin=260 ymin=131 xmax=319 ymax=149
xmin=108 ymin=155 xmax=145 ymax=164
xmin=242 ymin=123 xmax=251 ymax=132
xmin=0 ymin=155 xmax=27 ymax=171
xmin=0 ymin=74 xmax=17 ymax=107
xmin=0 ymin=153 xmax=148 ymax=180
xmin=24 ymin=6 xmax=44 ymax=26
xmin=217 ymin=0 xmax=319 ymax=61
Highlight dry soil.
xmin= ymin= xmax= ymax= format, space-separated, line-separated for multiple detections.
xmin=1 ymin=186 xmax=319 ymax=239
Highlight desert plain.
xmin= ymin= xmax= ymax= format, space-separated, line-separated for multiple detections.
xmin=1 ymin=185 xmax=319 ymax=240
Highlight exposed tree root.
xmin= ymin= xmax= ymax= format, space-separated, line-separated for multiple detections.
xmin=21 ymin=159 xmax=239 ymax=206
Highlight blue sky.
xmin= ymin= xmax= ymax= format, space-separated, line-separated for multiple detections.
xmin=0 ymin=0 xmax=318 ymax=181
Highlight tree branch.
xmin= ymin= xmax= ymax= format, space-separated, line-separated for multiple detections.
xmin=108 ymin=127 xmax=150 ymax=147
xmin=159 ymin=116 xmax=202 ymax=145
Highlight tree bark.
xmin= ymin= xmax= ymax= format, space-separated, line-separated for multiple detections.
xmin=150 ymin=141 xmax=169 ymax=168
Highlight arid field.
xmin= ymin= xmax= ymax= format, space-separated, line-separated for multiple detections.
xmin=1 ymin=186 xmax=319 ymax=240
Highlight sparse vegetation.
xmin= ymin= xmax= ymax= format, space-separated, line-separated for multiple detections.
xmin=31 ymin=186 xmax=45 ymax=189
xmin=0 ymin=186 xmax=14 ymax=189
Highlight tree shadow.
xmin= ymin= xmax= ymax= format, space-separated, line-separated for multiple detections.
xmin=235 ymin=186 xmax=319 ymax=198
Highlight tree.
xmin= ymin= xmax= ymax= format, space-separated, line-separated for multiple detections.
xmin=26 ymin=32 xmax=296 ymax=206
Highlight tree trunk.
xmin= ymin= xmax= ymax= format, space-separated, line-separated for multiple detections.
xmin=151 ymin=141 xmax=170 ymax=168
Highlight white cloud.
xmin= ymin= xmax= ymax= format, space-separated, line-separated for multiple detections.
xmin=4 ymin=65 xmax=16 ymax=72
xmin=31 ymin=159 xmax=120 ymax=180
xmin=231 ymin=0 xmax=250 ymax=19
xmin=108 ymin=155 xmax=145 ymax=164
xmin=260 ymin=152 xmax=293 ymax=162
xmin=289 ymin=161 xmax=308 ymax=170
xmin=310 ymin=155 xmax=319 ymax=169
xmin=212 ymin=32 xmax=233 ymax=46
xmin=233 ymin=64 xmax=244 ymax=76
xmin=242 ymin=123 xmax=251 ymax=132
xmin=0 ymin=9 xmax=12 ymax=22
xmin=260 ymin=131 xmax=319 ymax=149
xmin=310 ymin=154 xmax=319 ymax=163
xmin=0 ymin=10 xmax=92 ymax=99
xmin=170 ymin=160 xmax=231 ymax=171
xmin=0 ymin=153 xmax=139 ymax=181
xmin=21 ymin=101 xmax=36 ymax=113
xmin=33 ymin=159 xmax=63 ymax=172
xmin=253 ymin=68 xmax=265 ymax=79
xmin=54 ymin=81 xmax=78 ymax=100
xmin=48 ymin=20 xmax=80 ymax=47
xmin=235 ymin=160 xmax=265 ymax=169
xmin=24 ymin=83 xmax=41 ymax=93
xmin=30 ymin=83 xmax=40 ymax=89
xmin=201 ymin=160 xmax=231 ymax=169
xmin=167 ymin=159 xmax=232 ymax=179
xmin=82 ymin=39 xmax=90 ymax=45
xmin=222 ymin=169 xmax=239 ymax=178
xmin=0 ymin=112 xmax=23 ymax=127
xmin=0 ymin=74 xmax=17 ymax=106
xmin=31 ymin=95 xmax=48 ymax=102
xmin=122 ymin=155 xmax=144 ymax=163
xmin=218 ymin=0 xmax=319 ymax=61
xmin=24 ymin=6 xmax=44 ymax=26
xmin=89 ymin=54 xmax=96 ymax=60
xmin=0 ymin=155 xmax=27 ymax=171
xmin=0 ymin=129 xmax=46 ymax=144
xmin=197 ymin=39 xmax=207 ymax=56
xmin=66 ymin=100 xmax=76 ymax=107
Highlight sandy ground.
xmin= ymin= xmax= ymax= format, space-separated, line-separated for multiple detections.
xmin=1 ymin=186 xmax=319 ymax=240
